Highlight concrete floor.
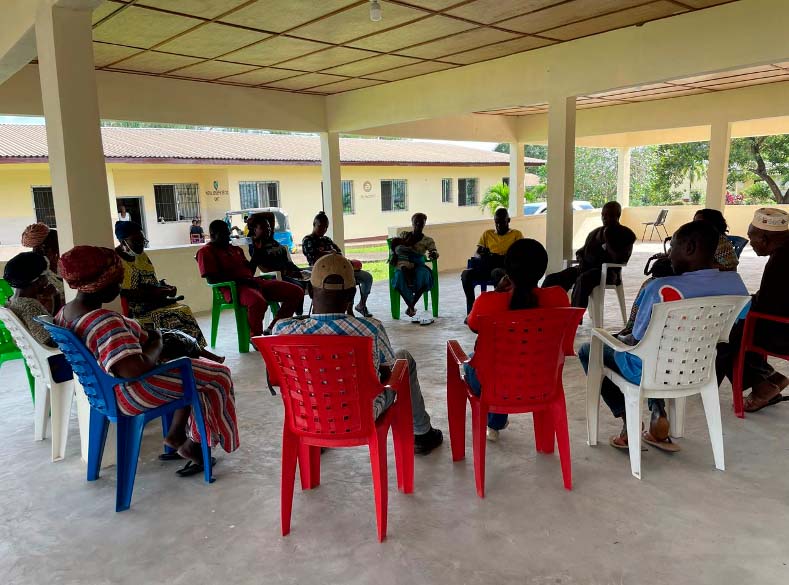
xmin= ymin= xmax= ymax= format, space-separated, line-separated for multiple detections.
xmin=1 ymin=243 xmax=788 ymax=585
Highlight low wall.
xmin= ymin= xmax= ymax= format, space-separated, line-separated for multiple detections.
xmin=146 ymin=245 xmax=213 ymax=313
xmin=388 ymin=209 xmax=601 ymax=273
xmin=620 ymin=204 xmax=789 ymax=240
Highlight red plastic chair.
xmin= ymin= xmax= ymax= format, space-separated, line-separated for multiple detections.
xmin=732 ymin=311 xmax=789 ymax=418
xmin=447 ymin=308 xmax=584 ymax=497
xmin=252 ymin=334 xmax=414 ymax=542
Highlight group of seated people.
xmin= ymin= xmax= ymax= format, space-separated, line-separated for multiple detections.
xmin=3 ymin=202 xmax=787 ymax=478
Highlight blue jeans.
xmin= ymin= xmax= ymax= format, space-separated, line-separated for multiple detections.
xmin=463 ymin=352 xmax=509 ymax=431
xmin=577 ymin=342 xmax=661 ymax=418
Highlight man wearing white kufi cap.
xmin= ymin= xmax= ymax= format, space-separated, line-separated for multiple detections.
xmin=716 ymin=208 xmax=789 ymax=412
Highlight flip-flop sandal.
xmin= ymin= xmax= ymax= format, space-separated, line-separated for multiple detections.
xmin=642 ymin=431 xmax=680 ymax=452
xmin=176 ymin=457 xmax=217 ymax=478
xmin=767 ymin=393 xmax=789 ymax=407
xmin=158 ymin=451 xmax=184 ymax=461
xmin=608 ymin=435 xmax=648 ymax=451
xmin=744 ymin=388 xmax=783 ymax=413
xmin=419 ymin=317 xmax=435 ymax=326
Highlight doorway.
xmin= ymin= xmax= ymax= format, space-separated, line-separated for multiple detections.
xmin=116 ymin=197 xmax=146 ymax=235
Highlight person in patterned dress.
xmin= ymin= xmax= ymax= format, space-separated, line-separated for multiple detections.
xmin=389 ymin=212 xmax=438 ymax=321
xmin=56 ymin=246 xmax=239 ymax=473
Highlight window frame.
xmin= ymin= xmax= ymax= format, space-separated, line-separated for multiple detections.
xmin=341 ymin=180 xmax=354 ymax=215
xmin=31 ymin=185 xmax=57 ymax=228
xmin=238 ymin=180 xmax=280 ymax=209
xmin=153 ymin=182 xmax=201 ymax=223
xmin=457 ymin=178 xmax=479 ymax=207
xmin=441 ymin=178 xmax=453 ymax=203
xmin=380 ymin=179 xmax=408 ymax=213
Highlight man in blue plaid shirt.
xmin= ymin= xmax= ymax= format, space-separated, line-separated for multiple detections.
xmin=273 ymin=254 xmax=443 ymax=455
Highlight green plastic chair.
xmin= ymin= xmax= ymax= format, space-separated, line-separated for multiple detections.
xmin=387 ymin=238 xmax=439 ymax=320
xmin=0 ymin=279 xmax=36 ymax=401
xmin=207 ymin=275 xmax=279 ymax=354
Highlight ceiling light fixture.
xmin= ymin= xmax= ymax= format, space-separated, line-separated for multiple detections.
xmin=369 ymin=0 xmax=382 ymax=22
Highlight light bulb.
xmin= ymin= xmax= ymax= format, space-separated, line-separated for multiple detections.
xmin=370 ymin=0 xmax=382 ymax=22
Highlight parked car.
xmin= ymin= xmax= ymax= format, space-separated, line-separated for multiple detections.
xmin=224 ymin=207 xmax=296 ymax=252
xmin=523 ymin=201 xmax=595 ymax=215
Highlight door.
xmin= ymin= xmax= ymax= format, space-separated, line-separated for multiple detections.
xmin=116 ymin=197 xmax=146 ymax=235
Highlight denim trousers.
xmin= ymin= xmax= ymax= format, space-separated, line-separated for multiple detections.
xmin=462 ymin=352 xmax=509 ymax=431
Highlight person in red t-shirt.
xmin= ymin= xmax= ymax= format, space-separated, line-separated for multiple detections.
xmin=196 ymin=220 xmax=304 ymax=337
xmin=466 ymin=238 xmax=570 ymax=441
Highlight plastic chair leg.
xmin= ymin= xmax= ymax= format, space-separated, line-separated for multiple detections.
xmin=668 ymin=397 xmax=686 ymax=438
xmin=297 ymin=444 xmax=321 ymax=490
xmin=533 ymin=410 xmax=555 ymax=454
xmin=391 ymin=404 xmax=414 ymax=494
xmin=87 ymin=409 xmax=110 ymax=481
xmin=732 ymin=350 xmax=745 ymax=419
xmin=33 ymin=377 xmax=50 ymax=441
xmin=586 ymin=339 xmax=604 ymax=446
xmin=616 ymin=285 xmax=627 ymax=326
xmin=49 ymin=381 xmax=74 ymax=462
xmin=699 ymin=385 xmax=725 ymax=471
xmin=115 ymin=415 xmax=146 ymax=512
xmin=471 ymin=402 xmax=487 ymax=498
xmin=280 ymin=430 xmax=299 ymax=536
xmin=446 ymin=367 xmax=468 ymax=462
xmin=24 ymin=362 xmax=35 ymax=403
xmin=161 ymin=413 xmax=175 ymax=455
xmin=189 ymin=396 xmax=215 ymax=484
xmin=210 ymin=301 xmax=220 ymax=348
xmin=369 ymin=430 xmax=389 ymax=542
xmin=624 ymin=390 xmax=644 ymax=480
xmin=551 ymin=394 xmax=573 ymax=491
xmin=430 ymin=281 xmax=439 ymax=318
xmin=234 ymin=305 xmax=250 ymax=353
xmin=390 ymin=283 xmax=400 ymax=320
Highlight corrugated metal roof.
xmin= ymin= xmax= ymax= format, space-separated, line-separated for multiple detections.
xmin=0 ymin=125 xmax=544 ymax=166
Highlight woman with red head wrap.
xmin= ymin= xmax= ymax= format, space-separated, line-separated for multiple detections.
xmin=56 ymin=246 xmax=239 ymax=474
xmin=20 ymin=222 xmax=64 ymax=306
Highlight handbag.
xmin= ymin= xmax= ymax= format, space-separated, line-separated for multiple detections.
xmin=644 ymin=236 xmax=674 ymax=278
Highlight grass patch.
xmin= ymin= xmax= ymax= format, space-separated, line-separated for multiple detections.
xmin=363 ymin=260 xmax=390 ymax=282
xmin=344 ymin=244 xmax=389 ymax=254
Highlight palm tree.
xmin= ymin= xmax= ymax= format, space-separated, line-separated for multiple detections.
xmin=480 ymin=183 xmax=509 ymax=215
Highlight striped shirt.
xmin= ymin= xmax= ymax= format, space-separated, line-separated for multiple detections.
xmin=273 ymin=313 xmax=396 ymax=372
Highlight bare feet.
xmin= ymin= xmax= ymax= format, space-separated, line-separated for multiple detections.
xmin=177 ymin=439 xmax=204 ymax=466
xmin=405 ymin=306 xmax=416 ymax=318
xmin=199 ymin=349 xmax=225 ymax=364
xmin=768 ymin=372 xmax=789 ymax=391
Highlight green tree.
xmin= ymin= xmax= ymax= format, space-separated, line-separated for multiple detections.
xmin=650 ymin=141 xmax=709 ymax=197
xmin=480 ymin=182 xmax=510 ymax=214
xmin=729 ymin=136 xmax=789 ymax=204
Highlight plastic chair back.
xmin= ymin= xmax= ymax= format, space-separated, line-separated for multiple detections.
xmin=631 ymin=295 xmax=748 ymax=393
xmin=257 ymin=335 xmax=381 ymax=442
xmin=0 ymin=279 xmax=13 ymax=304
xmin=37 ymin=317 xmax=120 ymax=419
xmin=473 ymin=308 xmax=584 ymax=410
xmin=0 ymin=307 xmax=61 ymax=382
xmin=726 ymin=235 xmax=749 ymax=258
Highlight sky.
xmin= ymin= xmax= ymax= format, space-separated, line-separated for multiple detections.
xmin=0 ymin=115 xmax=499 ymax=151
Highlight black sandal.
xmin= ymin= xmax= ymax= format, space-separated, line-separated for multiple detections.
xmin=158 ymin=451 xmax=184 ymax=461
xmin=176 ymin=457 xmax=217 ymax=478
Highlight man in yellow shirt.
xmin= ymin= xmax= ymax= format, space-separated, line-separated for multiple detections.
xmin=461 ymin=207 xmax=523 ymax=314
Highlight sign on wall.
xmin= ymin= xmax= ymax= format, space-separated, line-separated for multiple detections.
xmin=206 ymin=180 xmax=229 ymax=201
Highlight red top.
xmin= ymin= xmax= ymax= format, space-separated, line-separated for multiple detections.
xmin=196 ymin=243 xmax=254 ymax=281
xmin=467 ymin=286 xmax=570 ymax=332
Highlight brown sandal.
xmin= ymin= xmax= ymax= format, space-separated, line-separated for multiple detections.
xmin=642 ymin=431 xmax=680 ymax=452
xmin=744 ymin=381 xmax=782 ymax=413
xmin=609 ymin=426 xmax=648 ymax=451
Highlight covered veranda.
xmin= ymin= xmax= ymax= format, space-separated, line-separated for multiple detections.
xmin=1 ymin=1 xmax=789 ymax=583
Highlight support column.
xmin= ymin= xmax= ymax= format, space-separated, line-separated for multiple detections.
xmin=35 ymin=2 xmax=113 ymax=253
xmin=616 ymin=147 xmax=631 ymax=208
xmin=320 ymin=132 xmax=345 ymax=253
xmin=508 ymin=142 xmax=525 ymax=218
xmin=546 ymin=96 xmax=576 ymax=273
xmin=706 ymin=120 xmax=732 ymax=211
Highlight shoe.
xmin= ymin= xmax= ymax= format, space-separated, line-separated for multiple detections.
xmin=355 ymin=303 xmax=373 ymax=318
xmin=262 ymin=326 xmax=273 ymax=336
xmin=414 ymin=427 xmax=443 ymax=455
xmin=486 ymin=420 xmax=509 ymax=442
xmin=419 ymin=316 xmax=434 ymax=326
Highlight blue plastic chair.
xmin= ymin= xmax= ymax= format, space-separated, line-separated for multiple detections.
xmin=466 ymin=258 xmax=496 ymax=293
xmin=37 ymin=317 xmax=214 ymax=512
xmin=726 ymin=235 xmax=749 ymax=258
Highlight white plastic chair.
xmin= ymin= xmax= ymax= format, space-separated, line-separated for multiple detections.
xmin=588 ymin=262 xmax=627 ymax=329
xmin=586 ymin=295 xmax=749 ymax=480
xmin=0 ymin=307 xmax=78 ymax=461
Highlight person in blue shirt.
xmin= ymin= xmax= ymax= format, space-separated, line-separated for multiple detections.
xmin=578 ymin=221 xmax=749 ymax=452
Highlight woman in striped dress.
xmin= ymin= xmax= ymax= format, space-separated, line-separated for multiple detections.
xmin=55 ymin=246 xmax=239 ymax=474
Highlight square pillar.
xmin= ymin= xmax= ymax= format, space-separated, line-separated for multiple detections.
xmin=616 ymin=147 xmax=631 ymax=208
xmin=508 ymin=142 xmax=525 ymax=218
xmin=320 ymin=131 xmax=345 ymax=253
xmin=706 ymin=120 xmax=731 ymax=211
xmin=35 ymin=2 xmax=113 ymax=252
xmin=546 ymin=96 xmax=576 ymax=272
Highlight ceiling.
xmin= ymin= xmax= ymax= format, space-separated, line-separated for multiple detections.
xmin=476 ymin=61 xmax=789 ymax=116
xmin=87 ymin=0 xmax=738 ymax=95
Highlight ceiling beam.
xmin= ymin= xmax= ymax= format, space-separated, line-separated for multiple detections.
xmin=325 ymin=0 xmax=789 ymax=132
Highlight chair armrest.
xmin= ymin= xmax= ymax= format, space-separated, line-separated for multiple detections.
xmin=207 ymin=280 xmax=235 ymax=290
xmin=447 ymin=339 xmax=470 ymax=366
xmin=590 ymin=328 xmax=638 ymax=354
xmin=383 ymin=358 xmax=409 ymax=394
xmin=119 ymin=356 xmax=195 ymax=385
xmin=747 ymin=311 xmax=789 ymax=326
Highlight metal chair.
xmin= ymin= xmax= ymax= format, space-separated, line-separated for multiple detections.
xmin=641 ymin=209 xmax=669 ymax=241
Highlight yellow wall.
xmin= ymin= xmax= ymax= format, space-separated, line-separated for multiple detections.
xmin=0 ymin=164 xmax=53 ymax=244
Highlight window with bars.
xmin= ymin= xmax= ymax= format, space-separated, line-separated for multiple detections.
xmin=458 ymin=178 xmax=479 ymax=207
xmin=153 ymin=183 xmax=200 ymax=222
xmin=381 ymin=179 xmax=407 ymax=212
xmin=441 ymin=178 xmax=452 ymax=203
xmin=239 ymin=181 xmax=280 ymax=209
xmin=32 ymin=186 xmax=56 ymax=228
xmin=341 ymin=180 xmax=354 ymax=214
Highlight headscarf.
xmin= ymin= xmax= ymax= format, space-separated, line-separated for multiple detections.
xmin=114 ymin=220 xmax=143 ymax=241
xmin=21 ymin=223 xmax=51 ymax=248
xmin=58 ymin=246 xmax=124 ymax=293
xmin=3 ymin=252 xmax=48 ymax=289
